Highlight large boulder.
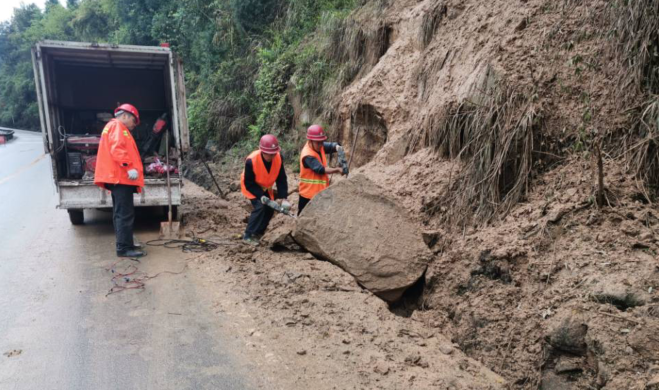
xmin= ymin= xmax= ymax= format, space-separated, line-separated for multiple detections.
xmin=292 ymin=175 xmax=432 ymax=302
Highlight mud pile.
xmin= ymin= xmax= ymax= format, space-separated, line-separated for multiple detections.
xmin=293 ymin=175 xmax=431 ymax=302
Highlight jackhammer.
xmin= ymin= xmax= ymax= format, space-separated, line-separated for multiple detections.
xmin=261 ymin=196 xmax=296 ymax=218
xmin=337 ymin=147 xmax=349 ymax=176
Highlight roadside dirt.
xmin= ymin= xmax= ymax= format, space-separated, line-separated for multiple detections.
xmin=180 ymin=180 xmax=505 ymax=389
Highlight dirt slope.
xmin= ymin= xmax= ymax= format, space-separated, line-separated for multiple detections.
xmin=185 ymin=0 xmax=659 ymax=388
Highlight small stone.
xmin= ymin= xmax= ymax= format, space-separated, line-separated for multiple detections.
xmin=374 ymin=364 xmax=390 ymax=375
xmin=439 ymin=344 xmax=454 ymax=355
xmin=554 ymin=356 xmax=583 ymax=374
xmin=297 ymin=350 xmax=307 ymax=356
xmin=546 ymin=316 xmax=588 ymax=355
xmin=422 ymin=230 xmax=441 ymax=248
xmin=596 ymin=361 xmax=610 ymax=387
xmin=540 ymin=372 xmax=572 ymax=390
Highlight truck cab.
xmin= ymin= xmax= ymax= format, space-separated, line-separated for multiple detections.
xmin=31 ymin=40 xmax=189 ymax=224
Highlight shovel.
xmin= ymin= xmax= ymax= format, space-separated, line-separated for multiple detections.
xmin=159 ymin=129 xmax=182 ymax=239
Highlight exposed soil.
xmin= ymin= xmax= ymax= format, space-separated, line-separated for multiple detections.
xmin=182 ymin=0 xmax=659 ymax=388
xmin=181 ymin=180 xmax=505 ymax=389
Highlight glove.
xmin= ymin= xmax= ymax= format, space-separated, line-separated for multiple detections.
xmin=281 ymin=200 xmax=291 ymax=212
xmin=127 ymin=169 xmax=139 ymax=180
xmin=336 ymin=145 xmax=343 ymax=152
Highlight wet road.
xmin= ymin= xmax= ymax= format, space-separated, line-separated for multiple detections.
xmin=0 ymin=131 xmax=259 ymax=389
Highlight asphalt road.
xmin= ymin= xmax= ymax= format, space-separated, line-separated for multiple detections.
xmin=0 ymin=131 xmax=259 ymax=389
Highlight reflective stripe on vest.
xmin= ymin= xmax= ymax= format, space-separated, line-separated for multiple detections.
xmin=299 ymin=142 xmax=328 ymax=200
xmin=240 ymin=150 xmax=282 ymax=200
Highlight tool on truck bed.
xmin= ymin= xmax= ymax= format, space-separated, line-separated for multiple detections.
xmin=261 ymin=196 xmax=296 ymax=218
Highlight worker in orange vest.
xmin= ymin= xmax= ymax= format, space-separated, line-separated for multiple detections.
xmin=298 ymin=124 xmax=345 ymax=214
xmin=240 ymin=134 xmax=290 ymax=245
xmin=94 ymin=103 xmax=145 ymax=258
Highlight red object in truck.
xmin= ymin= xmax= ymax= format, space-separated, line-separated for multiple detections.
xmin=153 ymin=118 xmax=167 ymax=134
xmin=83 ymin=155 xmax=97 ymax=173
xmin=66 ymin=135 xmax=101 ymax=151
xmin=0 ymin=136 xmax=6 ymax=145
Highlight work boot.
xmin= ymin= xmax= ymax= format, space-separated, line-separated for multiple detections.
xmin=242 ymin=236 xmax=260 ymax=246
xmin=117 ymin=249 xmax=146 ymax=258
xmin=133 ymin=235 xmax=143 ymax=248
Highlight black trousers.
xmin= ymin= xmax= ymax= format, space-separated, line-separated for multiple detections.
xmin=244 ymin=198 xmax=274 ymax=238
xmin=298 ymin=195 xmax=311 ymax=215
xmin=107 ymin=184 xmax=136 ymax=252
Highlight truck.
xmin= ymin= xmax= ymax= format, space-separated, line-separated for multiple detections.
xmin=31 ymin=40 xmax=190 ymax=225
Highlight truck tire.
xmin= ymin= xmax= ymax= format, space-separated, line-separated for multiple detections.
xmin=68 ymin=209 xmax=84 ymax=225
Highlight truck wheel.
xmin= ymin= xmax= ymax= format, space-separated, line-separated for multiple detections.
xmin=68 ymin=209 xmax=84 ymax=225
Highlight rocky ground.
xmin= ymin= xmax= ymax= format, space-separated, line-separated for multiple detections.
xmin=182 ymin=149 xmax=659 ymax=389
xmin=179 ymin=180 xmax=505 ymax=389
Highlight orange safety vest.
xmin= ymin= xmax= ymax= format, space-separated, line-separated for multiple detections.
xmin=241 ymin=150 xmax=282 ymax=200
xmin=299 ymin=142 xmax=328 ymax=199
xmin=94 ymin=119 xmax=144 ymax=191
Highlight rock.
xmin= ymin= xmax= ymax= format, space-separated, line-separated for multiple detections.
xmin=374 ymin=363 xmax=390 ymax=375
xmin=588 ymin=276 xmax=648 ymax=310
xmin=422 ymin=230 xmax=441 ymax=248
xmin=554 ymin=356 xmax=583 ymax=374
xmin=261 ymin=222 xmax=301 ymax=251
xmin=293 ymin=175 xmax=432 ymax=302
xmin=546 ymin=316 xmax=588 ymax=355
xmin=627 ymin=324 xmax=659 ymax=359
xmin=296 ymin=349 xmax=307 ymax=356
xmin=439 ymin=344 xmax=454 ymax=355
xmin=596 ymin=361 xmax=610 ymax=387
xmin=539 ymin=372 xmax=571 ymax=390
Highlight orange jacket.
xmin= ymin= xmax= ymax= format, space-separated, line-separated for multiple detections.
xmin=94 ymin=119 xmax=144 ymax=191
xmin=241 ymin=150 xmax=282 ymax=200
xmin=299 ymin=142 xmax=328 ymax=199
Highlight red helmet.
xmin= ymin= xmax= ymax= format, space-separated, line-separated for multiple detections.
xmin=114 ymin=103 xmax=140 ymax=125
xmin=306 ymin=124 xmax=327 ymax=141
xmin=259 ymin=134 xmax=281 ymax=154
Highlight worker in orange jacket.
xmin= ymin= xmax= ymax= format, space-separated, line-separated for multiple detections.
xmin=94 ymin=103 xmax=145 ymax=258
xmin=298 ymin=124 xmax=345 ymax=214
xmin=240 ymin=134 xmax=290 ymax=245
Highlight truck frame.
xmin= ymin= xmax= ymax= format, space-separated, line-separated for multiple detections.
xmin=31 ymin=40 xmax=190 ymax=224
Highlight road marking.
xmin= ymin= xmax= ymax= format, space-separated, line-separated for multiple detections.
xmin=0 ymin=153 xmax=47 ymax=186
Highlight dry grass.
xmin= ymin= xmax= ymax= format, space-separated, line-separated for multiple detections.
xmin=423 ymin=68 xmax=543 ymax=226
xmin=604 ymin=0 xmax=659 ymax=199
xmin=623 ymin=98 xmax=659 ymax=201
xmin=208 ymin=100 xmax=251 ymax=148
xmin=418 ymin=2 xmax=447 ymax=49
xmin=607 ymin=0 xmax=659 ymax=95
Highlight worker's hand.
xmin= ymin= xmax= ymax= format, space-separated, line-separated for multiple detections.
xmin=281 ymin=200 xmax=291 ymax=212
xmin=336 ymin=145 xmax=343 ymax=153
xmin=327 ymin=167 xmax=342 ymax=175
xmin=127 ymin=169 xmax=139 ymax=180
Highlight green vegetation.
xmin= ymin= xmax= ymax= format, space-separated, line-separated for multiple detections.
xmin=0 ymin=0 xmax=362 ymax=152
